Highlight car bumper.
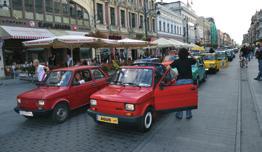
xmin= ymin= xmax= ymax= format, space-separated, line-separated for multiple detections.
xmin=14 ymin=107 xmax=52 ymax=116
xmin=205 ymin=67 xmax=217 ymax=71
xmin=87 ymin=109 xmax=142 ymax=125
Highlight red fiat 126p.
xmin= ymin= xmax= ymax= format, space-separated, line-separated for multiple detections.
xmin=87 ymin=66 xmax=198 ymax=132
xmin=15 ymin=66 xmax=109 ymax=123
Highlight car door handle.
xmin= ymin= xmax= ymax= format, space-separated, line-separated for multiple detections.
xmin=191 ymin=86 xmax=197 ymax=90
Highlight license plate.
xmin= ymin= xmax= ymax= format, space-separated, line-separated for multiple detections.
xmin=19 ymin=111 xmax=33 ymax=117
xmin=97 ymin=115 xmax=118 ymax=124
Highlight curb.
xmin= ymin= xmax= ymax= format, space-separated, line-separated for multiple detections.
xmin=235 ymin=69 xmax=242 ymax=152
xmin=247 ymin=73 xmax=262 ymax=136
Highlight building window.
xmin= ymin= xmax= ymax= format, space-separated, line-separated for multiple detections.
xmin=174 ymin=25 xmax=176 ymax=34
xmin=177 ymin=26 xmax=179 ymax=34
xmin=121 ymin=10 xmax=125 ymax=27
xmin=45 ymin=0 xmax=53 ymax=13
xmin=54 ymin=0 xmax=61 ymax=14
xmin=180 ymin=27 xmax=182 ymax=35
xmin=110 ymin=7 xmax=115 ymax=26
xmin=96 ymin=3 xmax=103 ymax=24
xmin=131 ymin=13 xmax=136 ymax=28
xmin=76 ymin=5 xmax=83 ymax=19
xmin=12 ymin=0 xmax=22 ymax=10
xmin=159 ymin=21 xmax=161 ymax=31
xmin=167 ymin=23 xmax=170 ymax=33
xmin=70 ymin=4 xmax=76 ymax=18
xmin=171 ymin=24 xmax=173 ymax=33
xmin=163 ymin=22 xmax=165 ymax=32
xmin=62 ymin=0 xmax=69 ymax=16
xmin=25 ymin=0 xmax=34 ymax=12
xmin=152 ymin=19 xmax=155 ymax=32
xmin=139 ymin=15 xmax=143 ymax=29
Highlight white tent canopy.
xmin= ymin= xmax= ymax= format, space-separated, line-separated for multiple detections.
xmin=152 ymin=38 xmax=175 ymax=48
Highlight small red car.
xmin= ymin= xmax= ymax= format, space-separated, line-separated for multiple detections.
xmin=87 ymin=66 xmax=198 ymax=132
xmin=15 ymin=66 xmax=109 ymax=123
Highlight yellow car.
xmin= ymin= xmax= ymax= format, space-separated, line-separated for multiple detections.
xmin=202 ymin=53 xmax=221 ymax=73
xmin=216 ymin=51 xmax=229 ymax=69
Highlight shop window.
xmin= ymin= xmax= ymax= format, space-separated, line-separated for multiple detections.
xmin=62 ymin=0 xmax=69 ymax=16
xmin=76 ymin=5 xmax=83 ymax=19
xmin=70 ymin=4 xmax=76 ymax=18
xmin=54 ymin=0 xmax=61 ymax=14
xmin=12 ymin=0 xmax=22 ymax=10
xmin=96 ymin=3 xmax=103 ymax=24
xmin=120 ymin=10 xmax=125 ymax=28
xmin=45 ymin=0 xmax=53 ymax=13
xmin=35 ymin=0 xmax=43 ymax=13
xmin=25 ymin=0 xmax=33 ymax=12
xmin=0 ymin=0 xmax=10 ymax=17
xmin=110 ymin=7 xmax=115 ymax=26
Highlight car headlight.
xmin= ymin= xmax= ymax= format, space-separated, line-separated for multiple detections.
xmin=17 ymin=98 xmax=21 ymax=104
xmin=38 ymin=100 xmax=45 ymax=106
xmin=125 ymin=104 xmax=135 ymax=111
xmin=90 ymin=99 xmax=97 ymax=106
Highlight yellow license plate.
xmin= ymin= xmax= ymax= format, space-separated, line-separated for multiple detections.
xmin=97 ymin=115 xmax=119 ymax=124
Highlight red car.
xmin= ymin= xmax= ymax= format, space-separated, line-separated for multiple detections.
xmin=87 ymin=66 xmax=198 ymax=132
xmin=15 ymin=66 xmax=109 ymax=123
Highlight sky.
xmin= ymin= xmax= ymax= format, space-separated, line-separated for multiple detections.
xmin=156 ymin=0 xmax=262 ymax=44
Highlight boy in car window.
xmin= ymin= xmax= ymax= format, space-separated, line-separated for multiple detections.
xmin=169 ymin=48 xmax=196 ymax=120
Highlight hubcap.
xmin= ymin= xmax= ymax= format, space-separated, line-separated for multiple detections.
xmin=144 ymin=112 xmax=152 ymax=129
xmin=56 ymin=108 xmax=67 ymax=120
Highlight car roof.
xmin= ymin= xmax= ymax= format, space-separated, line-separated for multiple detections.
xmin=53 ymin=66 xmax=100 ymax=72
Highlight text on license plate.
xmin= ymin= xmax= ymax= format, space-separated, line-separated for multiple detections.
xmin=97 ymin=115 xmax=118 ymax=124
xmin=19 ymin=111 xmax=33 ymax=117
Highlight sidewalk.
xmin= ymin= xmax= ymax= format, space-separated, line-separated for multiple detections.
xmin=247 ymin=59 xmax=262 ymax=134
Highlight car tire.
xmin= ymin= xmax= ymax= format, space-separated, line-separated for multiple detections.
xmin=24 ymin=116 xmax=34 ymax=119
xmin=139 ymin=108 xmax=153 ymax=132
xmin=52 ymin=103 xmax=69 ymax=123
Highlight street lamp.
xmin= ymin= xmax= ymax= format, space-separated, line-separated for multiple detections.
xmin=143 ymin=0 xmax=160 ymax=41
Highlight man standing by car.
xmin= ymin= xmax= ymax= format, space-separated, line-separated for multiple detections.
xmin=33 ymin=59 xmax=49 ymax=82
xmin=255 ymin=44 xmax=262 ymax=81
xmin=169 ymin=48 xmax=197 ymax=119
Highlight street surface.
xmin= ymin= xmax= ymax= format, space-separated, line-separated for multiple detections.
xmin=0 ymin=58 xmax=262 ymax=152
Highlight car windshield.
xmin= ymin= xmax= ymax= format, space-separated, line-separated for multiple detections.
xmin=216 ymin=53 xmax=226 ymax=59
xmin=111 ymin=68 xmax=153 ymax=87
xmin=44 ymin=71 xmax=72 ymax=87
xmin=203 ymin=55 xmax=216 ymax=60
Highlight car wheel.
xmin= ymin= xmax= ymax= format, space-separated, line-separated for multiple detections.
xmin=24 ymin=116 xmax=34 ymax=119
xmin=139 ymin=108 xmax=153 ymax=132
xmin=52 ymin=103 xmax=69 ymax=123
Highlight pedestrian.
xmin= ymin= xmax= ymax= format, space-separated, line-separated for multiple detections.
xmin=240 ymin=45 xmax=249 ymax=68
xmin=67 ymin=54 xmax=73 ymax=67
xmin=48 ymin=53 xmax=56 ymax=67
xmin=169 ymin=48 xmax=197 ymax=119
xmin=254 ymin=43 xmax=262 ymax=81
xmin=33 ymin=59 xmax=49 ymax=82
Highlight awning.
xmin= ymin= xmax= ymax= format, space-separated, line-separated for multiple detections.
xmin=49 ymin=29 xmax=89 ymax=36
xmin=0 ymin=26 xmax=55 ymax=39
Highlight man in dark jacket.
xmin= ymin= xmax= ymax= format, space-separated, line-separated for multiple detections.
xmin=169 ymin=48 xmax=197 ymax=119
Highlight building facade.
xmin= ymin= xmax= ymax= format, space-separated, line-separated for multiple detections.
xmin=0 ymin=0 xmax=93 ymax=77
xmin=155 ymin=2 xmax=183 ymax=42
xmin=161 ymin=1 xmax=198 ymax=43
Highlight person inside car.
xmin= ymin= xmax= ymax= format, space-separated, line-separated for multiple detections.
xmin=74 ymin=73 xmax=85 ymax=84
xmin=168 ymin=48 xmax=197 ymax=120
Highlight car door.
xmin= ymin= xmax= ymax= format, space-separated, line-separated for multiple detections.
xmin=91 ymin=68 xmax=108 ymax=91
xmin=69 ymin=70 xmax=96 ymax=109
xmin=154 ymin=70 xmax=198 ymax=111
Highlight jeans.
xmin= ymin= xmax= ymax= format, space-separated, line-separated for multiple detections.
xmin=175 ymin=79 xmax=193 ymax=119
xmin=257 ymin=59 xmax=262 ymax=79
xmin=176 ymin=79 xmax=193 ymax=85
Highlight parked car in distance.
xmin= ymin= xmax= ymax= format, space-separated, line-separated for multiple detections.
xmin=202 ymin=53 xmax=221 ymax=73
xmin=87 ymin=66 xmax=198 ymax=132
xmin=15 ymin=66 xmax=109 ymax=123
xmin=225 ymin=49 xmax=235 ymax=62
xmin=216 ymin=51 xmax=229 ymax=68
xmin=162 ymin=55 xmax=206 ymax=86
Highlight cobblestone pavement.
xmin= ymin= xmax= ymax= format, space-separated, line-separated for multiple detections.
xmin=0 ymin=58 xmax=261 ymax=152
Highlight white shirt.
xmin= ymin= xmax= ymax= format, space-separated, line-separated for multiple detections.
xmin=36 ymin=65 xmax=46 ymax=81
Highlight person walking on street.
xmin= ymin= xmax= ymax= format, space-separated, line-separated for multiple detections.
xmin=254 ymin=44 xmax=262 ymax=81
xmin=240 ymin=45 xmax=249 ymax=68
xmin=33 ymin=59 xmax=49 ymax=82
xmin=169 ymin=48 xmax=197 ymax=119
